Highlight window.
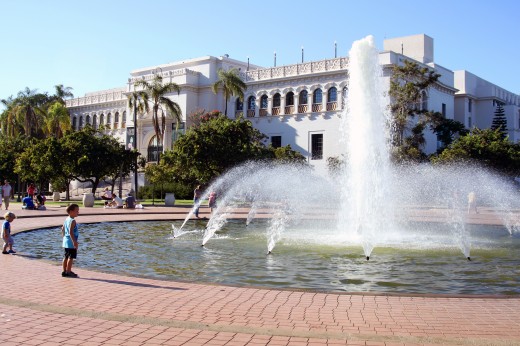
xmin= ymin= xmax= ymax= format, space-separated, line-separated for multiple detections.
xmin=286 ymin=92 xmax=294 ymax=106
xmin=122 ymin=111 xmax=126 ymax=128
xmin=327 ymin=87 xmax=337 ymax=103
xmin=147 ymin=135 xmax=163 ymax=162
xmin=273 ymin=93 xmax=281 ymax=108
xmin=313 ymin=89 xmax=322 ymax=104
xmin=99 ymin=114 xmax=104 ymax=127
xmin=420 ymin=91 xmax=428 ymax=111
xmin=442 ymin=103 xmax=446 ymax=117
xmin=468 ymin=116 xmax=472 ymax=128
xmin=341 ymin=87 xmax=348 ymax=109
xmin=92 ymin=114 xmax=97 ymax=129
xmin=271 ymin=135 xmax=282 ymax=148
xmin=236 ymin=98 xmax=243 ymax=111
xmin=114 ymin=112 xmax=120 ymax=129
xmin=468 ymin=99 xmax=472 ymax=113
xmin=247 ymin=96 xmax=256 ymax=110
xmin=260 ymin=95 xmax=268 ymax=109
xmin=107 ymin=113 xmax=112 ymax=129
xmin=72 ymin=116 xmax=77 ymax=130
xmin=311 ymin=133 xmax=323 ymax=160
xmin=86 ymin=115 xmax=90 ymax=125
xmin=299 ymin=90 xmax=308 ymax=105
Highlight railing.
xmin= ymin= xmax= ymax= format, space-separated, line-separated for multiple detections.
xmin=326 ymin=102 xmax=337 ymax=111
xmin=284 ymin=106 xmax=294 ymax=115
xmin=243 ymin=57 xmax=349 ymax=82
xmin=259 ymin=109 xmax=268 ymax=117
xmin=247 ymin=109 xmax=255 ymax=117
xmin=312 ymin=104 xmax=323 ymax=112
xmin=271 ymin=107 xmax=281 ymax=116
xmin=298 ymin=105 xmax=308 ymax=113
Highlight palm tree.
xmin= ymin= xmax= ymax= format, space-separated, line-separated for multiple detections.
xmin=45 ymin=101 xmax=71 ymax=138
xmin=11 ymin=87 xmax=48 ymax=138
xmin=134 ymin=74 xmax=181 ymax=153
xmin=211 ymin=68 xmax=246 ymax=116
xmin=127 ymin=90 xmax=149 ymax=192
xmin=0 ymin=96 xmax=20 ymax=138
xmin=53 ymin=84 xmax=74 ymax=104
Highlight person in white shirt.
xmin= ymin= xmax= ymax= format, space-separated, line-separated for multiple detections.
xmin=107 ymin=194 xmax=124 ymax=209
xmin=3 ymin=180 xmax=12 ymax=210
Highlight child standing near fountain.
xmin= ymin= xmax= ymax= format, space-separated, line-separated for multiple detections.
xmin=208 ymin=191 xmax=217 ymax=213
xmin=62 ymin=204 xmax=80 ymax=278
xmin=2 ymin=212 xmax=16 ymax=254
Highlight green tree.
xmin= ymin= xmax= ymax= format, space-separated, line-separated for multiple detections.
xmin=134 ymin=74 xmax=181 ymax=152
xmin=52 ymin=84 xmax=74 ymax=104
xmin=166 ymin=114 xmax=273 ymax=184
xmin=211 ymin=68 xmax=246 ymax=116
xmin=430 ymin=117 xmax=468 ymax=152
xmin=61 ymin=127 xmax=139 ymax=193
xmin=491 ymin=103 xmax=508 ymax=139
xmin=44 ymin=101 xmax=71 ymax=138
xmin=10 ymin=87 xmax=50 ymax=138
xmin=389 ymin=60 xmax=441 ymax=161
xmin=432 ymin=128 xmax=520 ymax=176
xmin=0 ymin=135 xmax=27 ymax=185
xmin=272 ymin=145 xmax=306 ymax=164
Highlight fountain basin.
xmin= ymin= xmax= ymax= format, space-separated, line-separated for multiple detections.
xmin=13 ymin=220 xmax=520 ymax=295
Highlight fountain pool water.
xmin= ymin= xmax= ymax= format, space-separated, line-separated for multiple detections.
xmin=13 ymin=220 xmax=520 ymax=294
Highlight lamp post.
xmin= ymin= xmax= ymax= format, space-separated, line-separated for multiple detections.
xmin=334 ymin=41 xmax=337 ymax=58
xmin=301 ymin=46 xmax=304 ymax=63
xmin=274 ymin=51 xmax=277 ymax=67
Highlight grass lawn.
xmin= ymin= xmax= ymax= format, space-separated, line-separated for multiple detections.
xmin=9 ymin=199 xmax=195 ymax=208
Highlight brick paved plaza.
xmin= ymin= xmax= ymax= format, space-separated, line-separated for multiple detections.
xmin=1 ymin=203 xmax=519 ymax=345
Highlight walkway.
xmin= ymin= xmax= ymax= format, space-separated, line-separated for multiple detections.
xmin=1 ymin=203 xmax=519 ymax=345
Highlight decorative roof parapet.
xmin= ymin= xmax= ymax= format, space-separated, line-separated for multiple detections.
xmin=66 ymin=90 xmax=126 ymax=107
xmin=128 ymin=68 xmax=200 ymax=84
xmin=243 ymin=57 xmax=348 ymax=82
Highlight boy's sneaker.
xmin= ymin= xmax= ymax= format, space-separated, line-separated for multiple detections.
xmin=8 ymin=250 xmax=16 ymax=254
xmin=2 ymin=251 xmax=8 ymax=254
xmin=62 ymin=271 xmax=68 ymax=277
xmin=67 ymin=272 xmax=79 ymax=278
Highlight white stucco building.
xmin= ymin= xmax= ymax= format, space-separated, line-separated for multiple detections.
xmin=65 ymin=34 xmax=520 ymax=178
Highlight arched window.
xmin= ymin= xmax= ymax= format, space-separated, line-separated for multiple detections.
xmin=107 ymin=113 xmax=112 ymax=129
xmin=147 ymin=135 xmax=163 ymax=162
xmin=78 ymin=116 xmax=83 ymax=130
xmin=99 ymin=114 xmax=104 ymax=128
xmin=260 ymin=95 xmax=268 ymax=116
xmin=285 ymin=92 xmax=294 ymax=115
xmin=341 ymin=87 xmax=348 ymax=109
xmin=235 ymin=98 xmax=243 ymax=117
xmin=298 ymin=90 xmax=308 ymax=113
xmin=327 ymin=87 xmax=337 ymax=111
xmin=312 ymin=89 xmax=323 ymax=112
xmin=420 ymin=91 xmax=428 ymax=111
xmin=86 ymin=115 xmax=91 ymax=125
xmin=122 ymin=111 xmax=126 ymax=128
xmin=72 ymin=116 xmax=77 ymax=130
xmin=114 ymin=112 xmax=120 ymax=129
xmin=247 ymin=96 xmax=256 ymax=117
xmin=272 ymin=93 xmax=281 ymax=115
xmin=299 ymin=90 xmax=308 ymax=105
xmin=260 ymin=95 xmax=268 ymax=109
xmin=92 ymin=114 xmax=97 ymax=129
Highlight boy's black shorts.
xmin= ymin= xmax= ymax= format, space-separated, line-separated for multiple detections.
xmin=64 ymin=248 xmax=77 ymax=259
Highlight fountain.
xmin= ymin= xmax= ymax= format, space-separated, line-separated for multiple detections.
xmin=173 ymin=35 xmax=520 ymax=261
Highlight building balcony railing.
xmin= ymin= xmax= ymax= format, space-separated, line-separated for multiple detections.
xmin=259 ymin=109 xmax=268 ymax=117
xmin=247 ymin=109 xmax=255 ymax=117
xmin=298 ymin=105 xmax=308 ymax=113
xmin=272 ymin=107 xmax=281 ymax=116
xmin=284 ymin=106 xmax=294 ymax=115
xmin=326 ymin=102 xmax=337 ymax=111
xmin=312 ymin=104 xmax=323 ymax=112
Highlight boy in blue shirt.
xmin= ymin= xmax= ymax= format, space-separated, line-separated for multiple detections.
xmin=2 ymin=212 xmax=16 ymax=254
xmin=61 ymin=204 xmax=80 ymax=277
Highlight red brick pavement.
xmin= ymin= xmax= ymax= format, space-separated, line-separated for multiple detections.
xmin=0 ymin=203 xmax=519 ymax=345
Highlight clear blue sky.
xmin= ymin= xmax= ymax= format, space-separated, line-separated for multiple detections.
xmin=1 ymin=0 xmax=519 ymax=105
